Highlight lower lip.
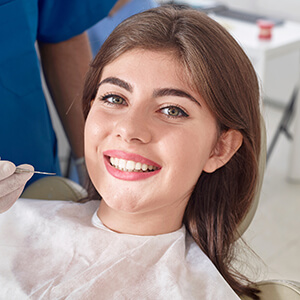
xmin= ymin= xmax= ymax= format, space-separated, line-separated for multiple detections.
xmin=104 ymin=157 xmax=161 ymax=181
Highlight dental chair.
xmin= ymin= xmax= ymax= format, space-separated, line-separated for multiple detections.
xmin=22 ymin=176 xmax=88 ymax=202
xmin=21 ymin=118 xmax=300 ymax=300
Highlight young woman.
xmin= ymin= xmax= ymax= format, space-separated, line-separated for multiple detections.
xmin=0 ymin=6 xmax=261 ymax=299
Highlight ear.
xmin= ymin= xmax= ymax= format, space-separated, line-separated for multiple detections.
xmin=203 ymin=129 xmax=243 ymax=173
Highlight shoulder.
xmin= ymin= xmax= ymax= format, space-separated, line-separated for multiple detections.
xmin=0 ymin=198 xmax=99 ymax=233
xmin=0 ymin=199 xmax=100 ymax=297
xmin=181 ymin=233 xmax=240 ymax=299
xmin=37 ymin=0 xmax=117 ymax=43
xmin=0 ymin=198 xmax=100 ymax=261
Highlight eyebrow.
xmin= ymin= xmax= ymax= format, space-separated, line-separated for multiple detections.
xmin=98 ymin=77 xmax=133 ymax=93
xmin=153 ymin=88 xmax=201 ymax=107
xmin=98 ymin=76 xmax=201 ymax=107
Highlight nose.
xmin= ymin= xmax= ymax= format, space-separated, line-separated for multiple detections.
xmin=114 ymin=109 xmax=152 ymax=144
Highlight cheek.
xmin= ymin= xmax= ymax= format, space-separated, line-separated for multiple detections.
xmin=84 ymin=111 xmax=108 ymax=182
xmin=165 ymin=125 xmax=217 ymax=176
xmin=84 ymin=113 xmax=99 ymax=155
xmin=84 ymin=109 xmax=110 ymax=151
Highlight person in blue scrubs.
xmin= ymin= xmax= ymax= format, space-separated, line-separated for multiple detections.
xmin=0 ymin=0 xmax=117 ymax=185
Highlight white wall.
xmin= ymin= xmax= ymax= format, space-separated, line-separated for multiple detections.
xmin=158 ymin=0 xmax=300 ymax=22
xmin=219 ymin=0 xmax=300 ymax=23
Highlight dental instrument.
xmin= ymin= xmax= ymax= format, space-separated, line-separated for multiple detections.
xmin=14 ymin=167 xmax=56 ymax=176
xmin=0 ymin=157 xmax=56 ymax=176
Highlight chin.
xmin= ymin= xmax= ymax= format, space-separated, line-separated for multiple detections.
xmin=108 ymin=202 xmax=145 ymax=214
xmin=102 ymin=192 xmax=146 ymax=213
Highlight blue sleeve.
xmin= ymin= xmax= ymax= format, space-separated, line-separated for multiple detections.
xmin=37 ymin=0 xmax=117 ymax=43
xmin=88 ymin=0 xmax=159 ymax=56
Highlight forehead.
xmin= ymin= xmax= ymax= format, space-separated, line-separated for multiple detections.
xmin=100 ymin=49 xmax=193 ymax=88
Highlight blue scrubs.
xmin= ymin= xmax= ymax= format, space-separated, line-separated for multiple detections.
xmin=0 ymin=0 xmax=116 ymax=184
xmin=88 ymin=0 xmax=158 ymax=56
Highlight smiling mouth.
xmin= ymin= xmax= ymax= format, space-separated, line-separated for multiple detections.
xmin=108 ymin=156 xmax=159 ymax=173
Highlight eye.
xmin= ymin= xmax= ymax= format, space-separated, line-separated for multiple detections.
xmin=160 ymin=106 xmax=189 ymax=118
xmin=100 ymin=94 xmax=127 ymax=106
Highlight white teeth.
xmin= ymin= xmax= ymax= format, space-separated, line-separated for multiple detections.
xmin=126 ymin=160 xmax=135 ymax=172
xmin=109 ymin=157 xmax=157 ymax=172
xmin=135 ymin=162 xmax=142 ymax=170
xmin=119 ymin=159 xmax=126 ymax=170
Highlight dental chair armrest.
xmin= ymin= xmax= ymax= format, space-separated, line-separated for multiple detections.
xmin=241 ymin=280 xmax=300 ymax=300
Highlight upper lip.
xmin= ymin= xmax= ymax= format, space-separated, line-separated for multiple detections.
xmin=103 ymin=150 xmax=162 ymax=169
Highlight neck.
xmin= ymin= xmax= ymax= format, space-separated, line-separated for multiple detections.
xmin=97 ymin=200 xmax=185 ymax=236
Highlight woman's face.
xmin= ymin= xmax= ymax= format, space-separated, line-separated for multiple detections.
xmin=85 ymin=49 xmax=219 ymax=232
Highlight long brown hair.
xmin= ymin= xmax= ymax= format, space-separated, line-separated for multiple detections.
xmin=82 ymin=6 xmax=261 ymax=299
